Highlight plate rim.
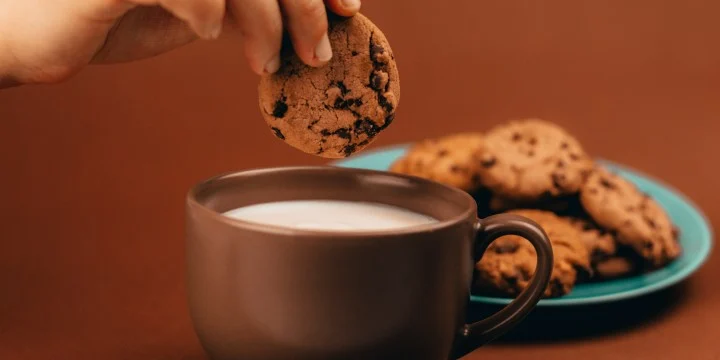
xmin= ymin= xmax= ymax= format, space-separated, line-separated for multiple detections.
xmin=333 ymin=144 xmax=714 ymax=306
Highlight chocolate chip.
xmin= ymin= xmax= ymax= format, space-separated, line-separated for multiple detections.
xmin=557 ymin=160 xmax=565 ymax=168
xmin=370 ymin=42 xmax=386 ymax=63
xmin=569 ymin=153 xmax=580 ymax=160
xmin=378 ymin=93 xmax=394 ymax=112
xmin=354 ymin=98 xmax=363 ymax=107
xmin=321 ymin=128 xmax=351 ymax=139
xmin=560 ymin=142 xmax=569 ymax=149
xmin=336 ymin=81 xmax=349 ymax=96
xmin=271 ymin=127 xmax=285 ymax=140
xmin=493 ymin=242 xmax=519 ymax=254
xmin=450 ymin=165 xmax=462 ymax=173
xmin=599 ymin=178 xmax=615 ymax=189
xmin=552 ymin=173 xmax=566 ymax=189
xmin=272 ymin=97 xmax=288 ymax=118
xmin=370 ymin=70 xmax=389 ymax=90
xmin=527 ymin=150 xmax=535 ymax=157
xmin=382 ymin=114 xmax=396 ymax=129
xmin=333 ymin=97 xmax=345 ymax=109
xmin=307 ymin=119 xmax=319 ymax=130
xmin=518 ymin=269 xmax=531 ymax=282
xmin=353 ymin=119 xmax=379 ymax=138
xmin=437 ymin=150 xmax=449 ymax=157
xmin=529 ymin=137 xmax=537 ymax=145
xmin=480 ymin=155 xmax=496 ymax=168
xmin=549 ymin=279 xmax=566 ymax=297
xmin=342 ymin=144 xmax=357 ymax=157
xmin=645 ymin=218 xmax=658 ymax=229
xmin=511 ymin=132 xmax=522 ymax=141
xmin=644 ymin=241 xmax=654 ymax=250
xmin=351 ymin=51 xmax=359 ymax=56
xmin=335 ymin=128 xmax=351 ymax=139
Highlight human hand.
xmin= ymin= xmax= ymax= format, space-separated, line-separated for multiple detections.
xmin=0 ymin=0 xmax=361 ymax=87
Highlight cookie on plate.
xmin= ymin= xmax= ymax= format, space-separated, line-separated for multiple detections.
xmin=580 ymin=166 xmax=681 ymax=267
xmin=474 ymin=209 xmax=591 ymax=298
xmin=564 ymin=216 xmax=617 ymax=265
xmin=389 ymin=133 xmax=485 ymax=192
xmin=488 ymin=194 xmax=584 ymax=216
xmin=593 ymin=256 xmax=638 ymax=280
xmin=477 ymin=119 xmax=594 ymax=200
xmin=258 ymin=13 xmax=400 ymax=158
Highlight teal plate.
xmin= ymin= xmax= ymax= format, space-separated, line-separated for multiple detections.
xmin=332 ymin=144 xmax=713 ymax=306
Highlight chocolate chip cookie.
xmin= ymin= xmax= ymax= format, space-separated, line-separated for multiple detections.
xmin=564 ymin=216 xmax=617 ymax=265
xmin=477 ymin=119 xmax=594 ymax=200
xmin=580 ymin=167 xmax=681 ymax=267
xmin=474 ymin=209 xmax=591 ymax=298
xmin=488 ymin=194 xmax=584 ymax=216
xmin=258 ymin=13 xmax=400 ymax=158
xmin=564 ymin=216 xmax=642 ymax=280
xmin=593 ymin=256 xmax=638 ymax=280
xmin=389 ymin=133 xmax=485 ymax=192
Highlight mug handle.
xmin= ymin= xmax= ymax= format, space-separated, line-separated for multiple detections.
xmin=452 ymin=213 xmax=554 ymax=358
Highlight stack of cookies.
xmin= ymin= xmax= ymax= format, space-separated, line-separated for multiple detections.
xmin=390 ymin=119 xmax=682 ymax=298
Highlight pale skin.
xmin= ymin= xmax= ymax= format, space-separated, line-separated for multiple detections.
xmin=0 ymin=0 xmax=362 ymax=89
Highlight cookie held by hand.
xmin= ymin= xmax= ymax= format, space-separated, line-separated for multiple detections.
xmin=258 ymin=13 xmax=400 ymax=158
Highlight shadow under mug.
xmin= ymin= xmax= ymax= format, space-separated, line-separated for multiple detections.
xmin=186 ymin=166 xmax=553 ymax=360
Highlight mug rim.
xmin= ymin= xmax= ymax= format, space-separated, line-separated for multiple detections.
xmin=186 ymin=166 xmax=478 ymax=238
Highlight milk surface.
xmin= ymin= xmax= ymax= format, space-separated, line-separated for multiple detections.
xmin=223 ymin=200 xmax=438 ymax=232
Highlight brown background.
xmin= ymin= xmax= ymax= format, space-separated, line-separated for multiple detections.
xmin=1 ymin=0 xmax=719 ymax=358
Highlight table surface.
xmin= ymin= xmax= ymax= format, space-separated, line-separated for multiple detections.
xmin=1 ymin=1 xmax=719 ymax=359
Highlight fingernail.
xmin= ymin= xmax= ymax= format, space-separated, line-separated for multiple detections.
xmin=314 ymin=33 xmax=333 ymax=63
xmin=264 ymin=55 xmax=281 ymax=74
xmin=341 ymin=0 xmax=361 ymax=12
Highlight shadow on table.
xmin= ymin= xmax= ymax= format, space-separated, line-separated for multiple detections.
xmin=465 ymin=282 xmax=689 ymax=344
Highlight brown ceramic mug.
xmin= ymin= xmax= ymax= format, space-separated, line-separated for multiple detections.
xmin=186 ymin=166 xmax=553 ymax=360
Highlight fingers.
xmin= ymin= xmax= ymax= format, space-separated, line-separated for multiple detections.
xmin=324 ymin=0 xmax=361 ymax=17
xmin=228 ymin=0 xmax=283 ymax=75
xmin=125 ymin=0 xmax=225 ymax=40
xmin=279 ymin=0 xmax=331 ymax=67
xmin=92 ymin=6 xmax=198 ymax=64
xmin=102 ymin=0 xmax=361 ymax=75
